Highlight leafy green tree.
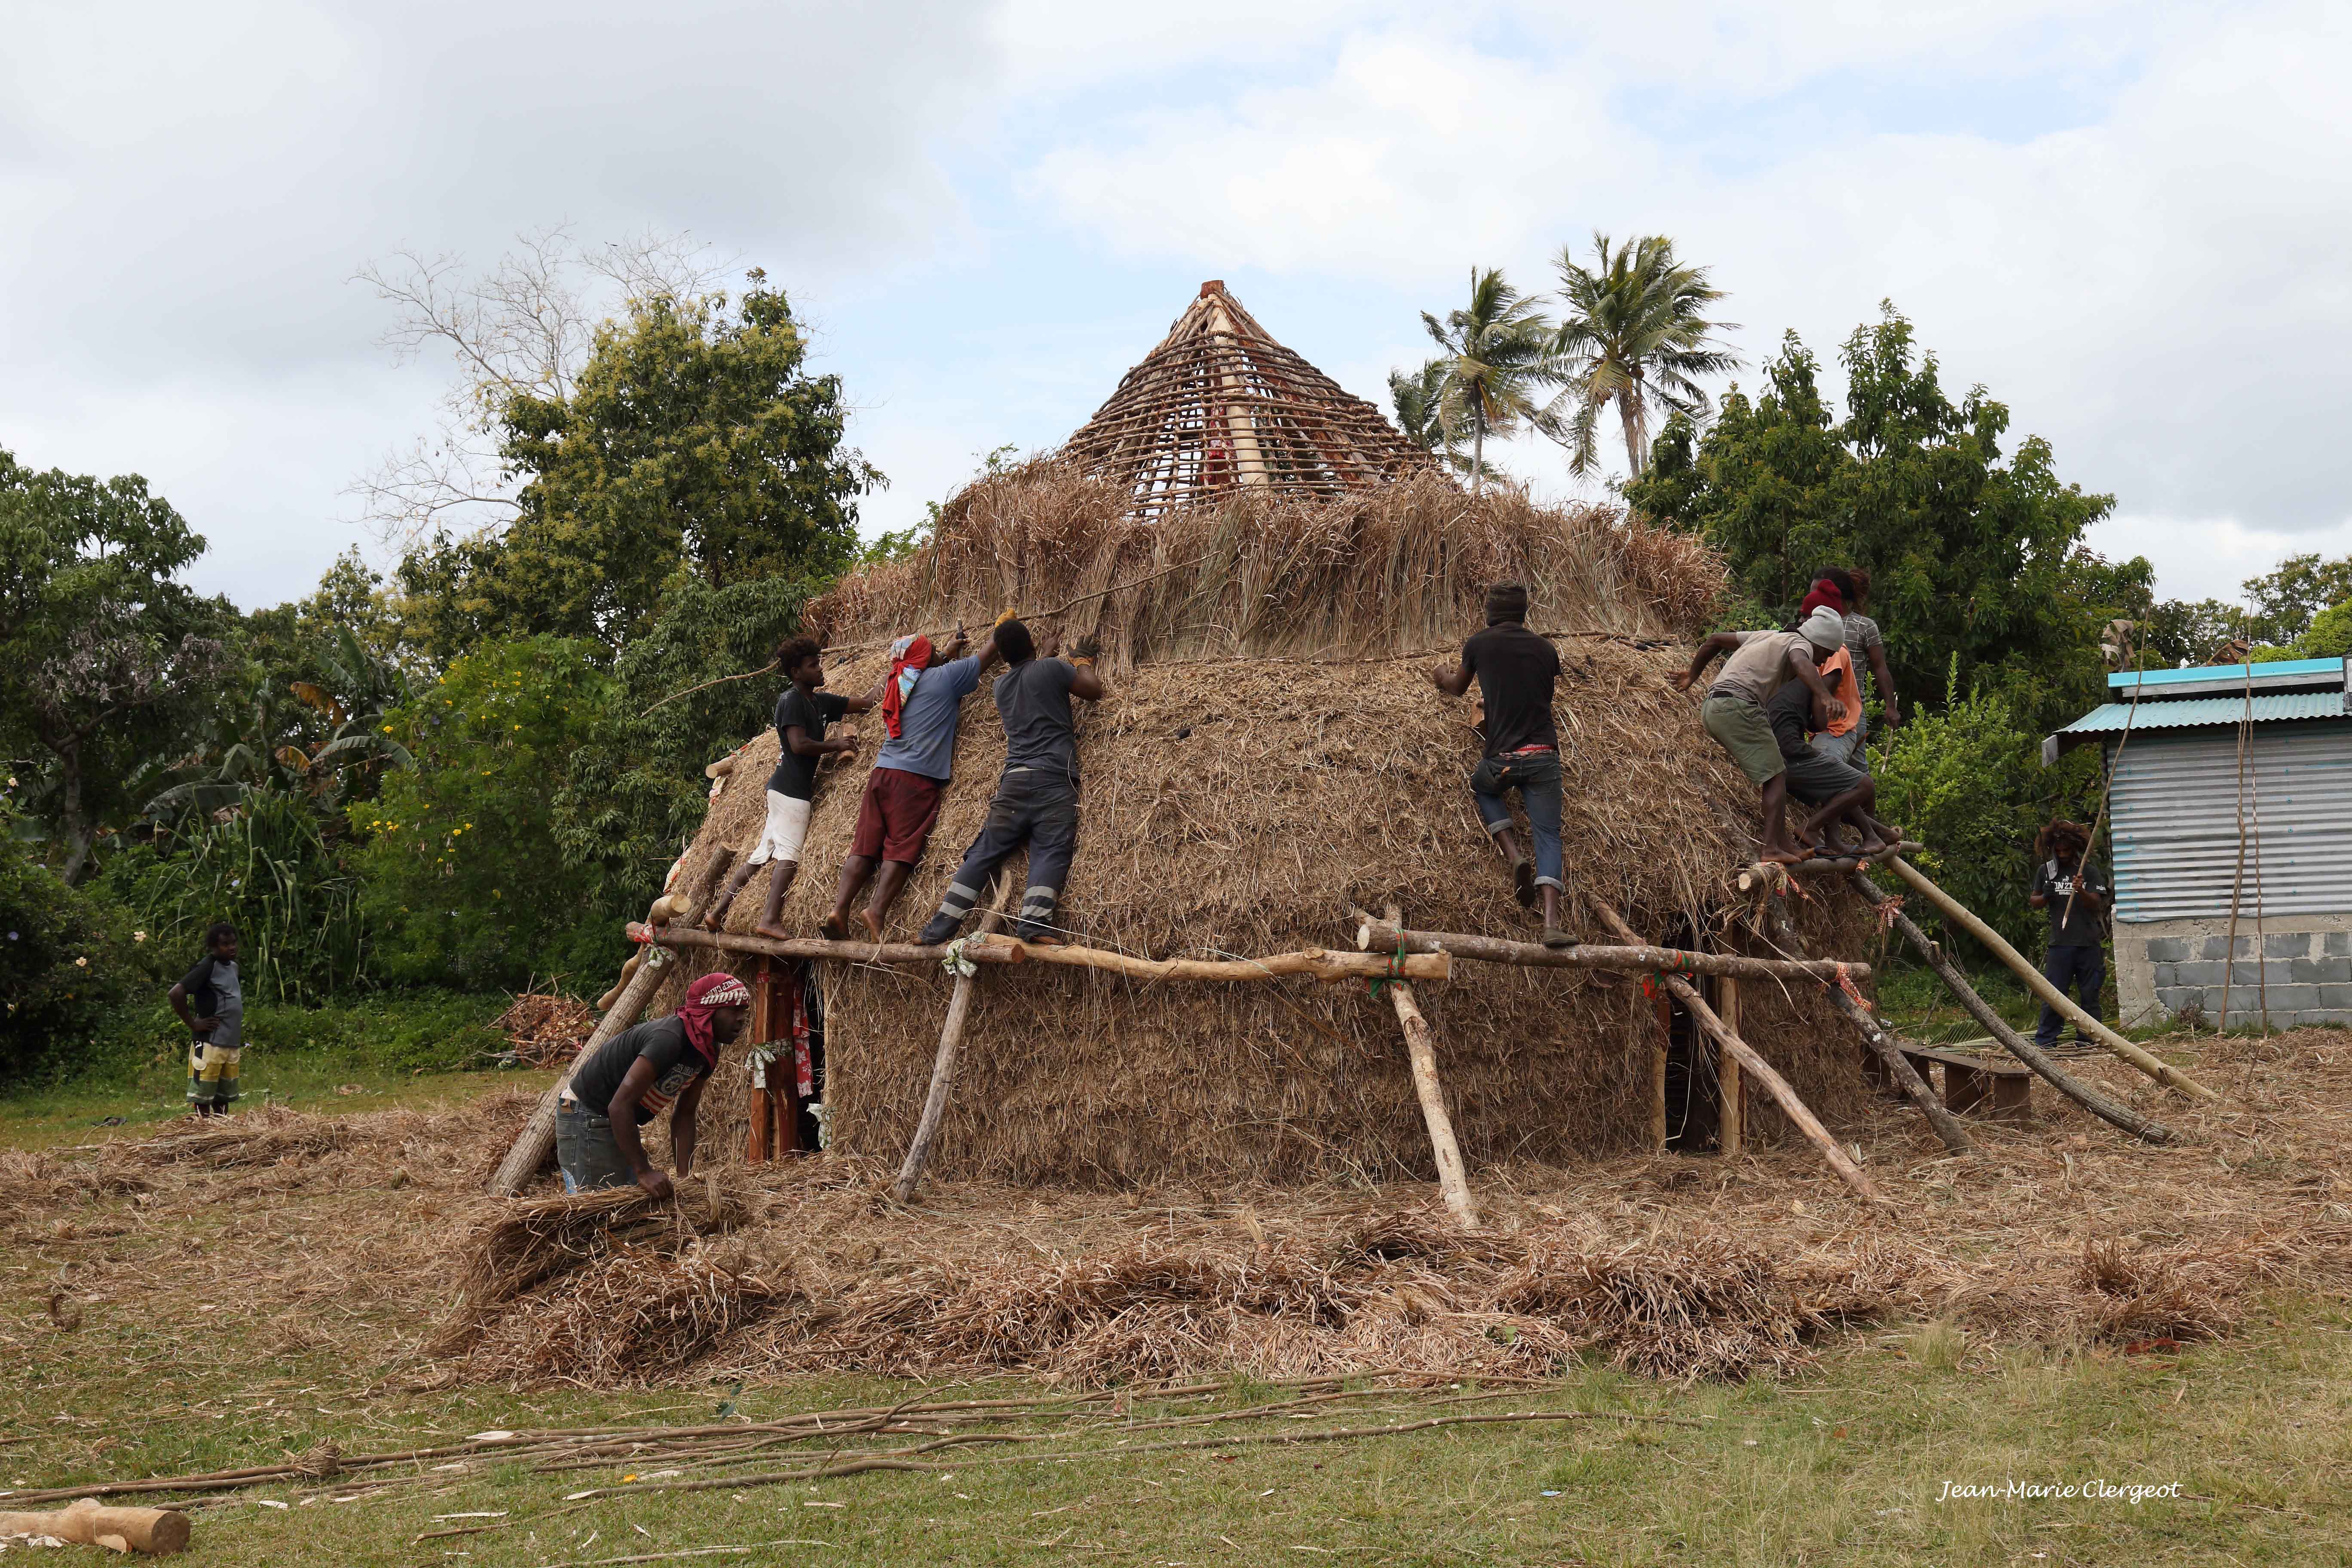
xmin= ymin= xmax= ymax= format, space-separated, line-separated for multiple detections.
xmin=2240 ymin=553 xmax=2352 ymax=646
xmin=2300 ymin=602 xmax=2352 ymax=658
xmin=1545 ymin=233 xmax=1737 ymax=478
xmin=1387 ymin=359 xmax=1470 ymax=475
xmin=0 ymin=449 xmax=234 ymax=881
xmin=1626 ymin=307 xmax=2126 ymax=734
xmin=348 ymin=637 xmax=618 ymax=987
xmin=553 ymin=574 xmax=815 ymax=913
xmin=1418 ymin=268 xmax=1560 ymax=493
xmin=2139 ymin=597 xmax=2250 ymax=669
xmin=0 ymin=789 xmax=153 ymax=1084
xmin=396 ymin=274 xmax=879 ymax=660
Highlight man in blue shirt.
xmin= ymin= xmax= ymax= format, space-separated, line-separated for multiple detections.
xmin=821 ymin=625 xmax=1000 ymax=941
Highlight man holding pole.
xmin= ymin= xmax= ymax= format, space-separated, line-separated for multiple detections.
xmin=2028 ymin=820 xmax=2109 ymax=1052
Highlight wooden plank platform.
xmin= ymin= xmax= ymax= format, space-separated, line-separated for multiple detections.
xmin=1862 ymin=1038 xmax=2034 ymax=1122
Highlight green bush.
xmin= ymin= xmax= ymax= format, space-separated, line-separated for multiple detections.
xmin=0 ymin=805 xmax=156 ymax=1085
xmin=349 ymin=636 xmax=621 ymax=989
xmin=1873 ymin=665 xmax=2047 ymax=954
xmin=2299 ymin=603 xmax=2352 ymax=659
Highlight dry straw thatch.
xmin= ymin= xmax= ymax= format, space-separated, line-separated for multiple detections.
xmin=640 ymin=457 xmax=1871 ymax=1187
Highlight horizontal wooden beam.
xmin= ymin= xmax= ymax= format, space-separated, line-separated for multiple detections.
xmin=629 ymin=923 xmax=1451 ymax=985
xmin=1736 ymin=842 xmax=1923 ymax=889
xmin=1351 ymin=917 xmax=1869 ymax=983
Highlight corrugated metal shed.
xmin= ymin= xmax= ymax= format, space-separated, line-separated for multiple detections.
xmin=2110 ymin=657 xmax=2345 ymax=698
xmin=2059 ymin=692 xmax=2349 ymax=737
xmin=2110 ymin=723 xmax=2352 ymax=921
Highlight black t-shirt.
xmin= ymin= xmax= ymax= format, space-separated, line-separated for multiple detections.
xmin=1763 ymin=677 xmax=1817 ymax=760
xmin=2033 ymin=858 xmax=2108 ymax=949
xmin=995 ymin=658 xmax=1081 ymax=778
xmin=765 ymin=686 xmax=851 ymax=799
xmin=1460 ymin=624 xmax=1560 ymax=758
xmin=567 ymin=1015 xmax=709 ymax=1125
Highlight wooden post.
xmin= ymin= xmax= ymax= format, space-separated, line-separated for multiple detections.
xmin=1847 ymin=869 xmax=2174 ymax=1143
xmin=1382 ymin=906 xmax=1479 ymax=1228
xmin=0 ymin=1501 xmax=190 ymax=1554
xmin=1754 ymin=891 xmax=1975 ymax=1155
xmin=1886 ymin=856 xmax=2217 ymax=1100
xmin=1648 ymin=993 xmax=1671 ymax=1151
xmin=487 ymin=849 xmax=734 ymax=1197
xmin=889 ymin=875 xmax=1015 ymax=1207
xmin=1592 ymin=902 xmax=1883 ymax=1207
xmin=1716 ymin=975 xmax=1743 ymax=1158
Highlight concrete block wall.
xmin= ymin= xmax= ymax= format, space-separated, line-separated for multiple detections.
xmin=2120 ymin=916 xmax=2352 ymax=1029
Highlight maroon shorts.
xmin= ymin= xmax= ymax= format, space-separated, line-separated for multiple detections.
xmin=849 ymin=766 xmax=946 ymax=864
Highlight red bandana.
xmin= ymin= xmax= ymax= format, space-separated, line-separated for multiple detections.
xmin=676 ymin=972 xmax=750 ymax=1063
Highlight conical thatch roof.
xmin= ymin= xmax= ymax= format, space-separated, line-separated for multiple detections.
xmin=1062 ymin=281 xmax=1436 ymax=519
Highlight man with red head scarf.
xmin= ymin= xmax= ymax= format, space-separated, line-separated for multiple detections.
xmin=556 ymin=973 xmax=751 ymax=1197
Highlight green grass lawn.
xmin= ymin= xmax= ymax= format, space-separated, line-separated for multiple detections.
xmin=5 ymin=1300 xmax=2347 ymax=1565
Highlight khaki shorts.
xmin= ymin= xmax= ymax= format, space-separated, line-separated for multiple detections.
xmin=1702 ymin=694 xmax=1785 ymax=786
xmin=746 ymin=789 xmax=812 ymax=867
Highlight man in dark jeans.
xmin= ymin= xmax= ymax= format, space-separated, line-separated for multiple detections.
xmin=918 ymin=616 xmax=1106 ymax=947
xmin=2028 ymin=820 xmax=2108 ymax=1051
xmin=1433 ymin=582 xmax=1569 ymax=947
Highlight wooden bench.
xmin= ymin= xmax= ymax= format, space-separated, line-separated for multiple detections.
xmin=1862 ymin=1039 xmax=2034 ymax=1122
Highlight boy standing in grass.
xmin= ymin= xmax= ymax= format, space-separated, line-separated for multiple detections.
xmin=167 ymin=922 xmax=242 ymax=1117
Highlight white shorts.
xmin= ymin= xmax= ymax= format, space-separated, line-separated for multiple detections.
xmin=747 ymin=789 xmax=812 ymax=867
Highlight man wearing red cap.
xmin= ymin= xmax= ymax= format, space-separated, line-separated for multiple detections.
xmin=555 ymin=973 xmax=750 ymax=1197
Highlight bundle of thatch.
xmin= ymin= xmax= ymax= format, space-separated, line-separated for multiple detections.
xmin=624 ymin=456 xmax=1871 ymax=1188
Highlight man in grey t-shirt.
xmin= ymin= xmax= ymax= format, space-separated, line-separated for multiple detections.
xmin=168 ymin=922 xmax=245 ymax=1115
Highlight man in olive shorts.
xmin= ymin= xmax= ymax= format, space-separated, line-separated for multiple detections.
xmin=1670 ymin=607 xmax=1848 ymax=864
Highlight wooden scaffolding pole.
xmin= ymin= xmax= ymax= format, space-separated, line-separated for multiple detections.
xmin=1381 ymin=908 xmax=1478 ymax=1227
xmin=889 ymin=876 xmax=1016 ymax=1207
xmin=1591 ymin=902 xmax=1883 ymax=1207
xmin=1751 ymin=891 xmax=1975 ymax=1155
xmin=1716 ymin=976 xmax=1744 ymax=1158
xmin=1846 ymin=870 xmax=2174 ymax=1143
xmin=1352 ymin=915 xmax=1867 ymax=983
xmin=1884 ymin=856 xmax=2217 ymax=1101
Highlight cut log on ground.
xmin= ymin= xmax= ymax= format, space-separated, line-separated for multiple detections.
xmin=634 ymin=923 xmax=1452 ymax=985
xmin=890 ymin=876 xmax=1016 ymax=1207
xmin=1847 ymin=870 xmax=2175 ymax=1144
xmin=487 ymin=850 xmax=735 ymax=1198
xmin=1735 ymin=842 xmax=1923 ymax=888
xmin=1591 ymin=902 xmax=1884 ymax=1207
xmin=1352 ymin=916 xmax=1868 ymax=983
xmin=1750 ymin=892 xmax=1974 ymax=1155
xmin=1382 ymin=907 xmax=1478 ymax=1228
xmin=0 ymin=1501 xmax=190 ymax=1554
xmin=1884 ymin=856 xmax=2217 ymax=1101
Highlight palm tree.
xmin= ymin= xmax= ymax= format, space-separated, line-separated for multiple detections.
xmin=1546 ymin=233 xmax=1738 ymax=478
xmin=1419 ymin=268 xmax=1560 ymax=493
xmin=1387 ymin=359 xmax=1473 ymax=477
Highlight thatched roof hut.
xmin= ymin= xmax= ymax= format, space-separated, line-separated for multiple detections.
xmin=640 ymin=286 xmax=1871 ymax=1188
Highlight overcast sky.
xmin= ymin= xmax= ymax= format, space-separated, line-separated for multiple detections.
xmin=4 ymin=0 xmax=2346 ymax=609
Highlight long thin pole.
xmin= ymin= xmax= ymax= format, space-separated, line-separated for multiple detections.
xmin=1352 ymin=915 xmax=1867 ymax=983
xmin=889 ymin=875 xmax=1015 ymax=1206
xmin=1884 ymin=856 xmax=2217 ymax=1100
xmin=1590 ymin=902 xmax=1882 ymax=1206
xmin=1384 ymin=964 xmax=1479 ymax=1227
xmin=1846 ymin=870 xmax=2172 ymax=1143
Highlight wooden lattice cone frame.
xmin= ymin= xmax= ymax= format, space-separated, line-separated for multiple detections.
xmin=1062 ymin=280 xmax=1436 ymax=519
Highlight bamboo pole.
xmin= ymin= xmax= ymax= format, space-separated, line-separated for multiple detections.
xmin=1716 ymin=977 xmax=1743 ymax=1158
xmin=890 ymin=876 xmax=1016 ymax=1207
xmin=1752 ymin=893 xmax=1974 ymax=1155
xmin=1353 ymin=916 xmax=1867 ymax=983
xmin=0 ymin=1501 xmax=190 ymax=1554
xmin=634 ymin=924 xmax=1450 ymax=985
xmin=1380 ymin=909 xmax=1477 ymax=1228
xmin=1847 ymin=871 xmax=2174 ymax=1143
xmin=488 ymin=851 xmax=735 ymax=1197
xmin=1591 ymin=902 xmax=1883 ymax=1206
xmin=1884 ymin=856 xmax=2217 ymax=1100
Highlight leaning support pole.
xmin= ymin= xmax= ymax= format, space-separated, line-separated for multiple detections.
xmin=487 ymin=848 xmax=737 ymax=1197
xmin=1885 ymin=856 xmax=2218 ymax=1101
xmin=1847 ymin=870 xmax=2175 ymax=1144
xmin=1751 ymin=891 xmax=1974 ymax=1155
xmin=1591 ymin=902 xmax=1884 ymax=1207
xmin=1351 ymin=913 xmax=1866 ymax=983
xmin=1383 ymin=907 xmax=1478 ymax=1228
xmin=890 ymin=876 xmax=1016 ymax=1207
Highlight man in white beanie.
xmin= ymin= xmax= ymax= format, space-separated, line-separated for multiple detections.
xmin=1670 ymin=606 xmax=1850 ymax=865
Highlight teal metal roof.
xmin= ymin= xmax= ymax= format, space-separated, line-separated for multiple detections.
xmin=2060 ymin=692 xmax=2350 ymax=735
xmin=2110 ymin=657 xmax=2345 ymax=697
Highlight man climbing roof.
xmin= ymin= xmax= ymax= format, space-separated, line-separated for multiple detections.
xmin=1432 ymin=581 xmax=1570 ymax=946
xmin=1671 ymin=607 xmax=1849 ymax=865
xmin=917 ymin=616 xmax=1106 ymax=948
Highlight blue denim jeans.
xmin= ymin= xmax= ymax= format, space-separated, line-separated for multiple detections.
xmin=1470 ymin=750 xmax=1565 ymax=891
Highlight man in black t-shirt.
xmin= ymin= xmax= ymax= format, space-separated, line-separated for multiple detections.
xmin=2028 ymin=820 xmax=2109 ymax=1052
xmin=703 ymin=637 xmax=876 ymax=939
xmin=1761 ymin=677 xmax=1897 ymax=856
xmin=557 ymin=971 xmax=750 ymax=1195
xmin=167 ymin=921 xmax=245 ymax=1116
xmin=917 ymin=616 xmax=1106 ymax=947
xmin=1432 ymin=582 xmax=1570 ymax=946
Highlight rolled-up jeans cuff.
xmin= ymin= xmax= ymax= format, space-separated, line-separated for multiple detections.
xmin=1473 ymin=796 xmax=1513 ymax=833
xmin=1533 ymin=875 xmax=1566 ymax=892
